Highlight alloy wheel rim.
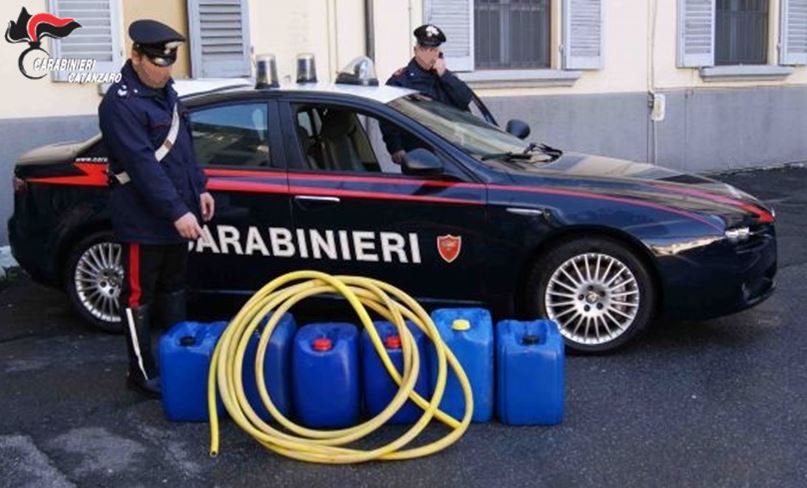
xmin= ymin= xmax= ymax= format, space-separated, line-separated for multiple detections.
xmin=74 ymin=242 xmax=123 ymax=323
xmin=544 ymin=252 xmax=640 ymax=346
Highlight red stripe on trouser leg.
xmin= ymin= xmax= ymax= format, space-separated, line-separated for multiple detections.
xmin=128 ymin=243 xmax=141 ymax=308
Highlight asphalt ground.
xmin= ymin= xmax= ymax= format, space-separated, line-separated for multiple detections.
xmin=1 ymin=165 xmax=806 ymax=487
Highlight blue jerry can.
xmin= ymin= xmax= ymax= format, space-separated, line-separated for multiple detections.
xmin=242 ymin=313 xmax=296 ymax=421
xmin=159 ymin=321 xmax=228 ymax=422
xmin=361 ymin=321 xmax=429 ymax=424
xmin=293 ymin=323 xmax=360 ymax=428
xmin=496 ymin=320 xmax=564 ymax=425
xmin=428 ymin=308 xmax=494 ymax=423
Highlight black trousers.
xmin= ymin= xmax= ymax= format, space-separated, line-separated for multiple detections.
xmin=119 ymin=242 xmax=188 ymax=379
xmin=120 ymin=242 xmax=188 ymax=310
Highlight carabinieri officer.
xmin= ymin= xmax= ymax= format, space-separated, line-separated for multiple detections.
xmin=383 ymin=24 xmax=474 ymax=164
xmin=98 ymin=19 xmax=215 ymax=398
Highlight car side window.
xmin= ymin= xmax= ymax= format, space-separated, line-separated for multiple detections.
xmin=292 ymin=104 xmax=387 ymax=173
xmin=190 ymin=103 xmax=271 ymax=167
xmin=294 ymin=103 xmax=456 ymax=175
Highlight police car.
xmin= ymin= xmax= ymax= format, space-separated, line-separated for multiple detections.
xmin=8 ymin=56 xmax=777 ymax=352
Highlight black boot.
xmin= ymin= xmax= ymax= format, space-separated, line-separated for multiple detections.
xmin=123 ymin=305 xmax=161 ymax=399
xmin=154 ymin=289 xmax=187 ymax=330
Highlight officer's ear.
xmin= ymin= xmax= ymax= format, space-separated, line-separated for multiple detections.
xmin=131 ymin=47 xmax=143 ymax=66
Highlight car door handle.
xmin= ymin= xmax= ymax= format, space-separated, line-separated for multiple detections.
xmin=294 ymin=195 xmax=341 ymax=203
xmin=506 ymin=207 xmax=547 ymax=217
xmin=293 ymin=195 xmax=341 ymax=210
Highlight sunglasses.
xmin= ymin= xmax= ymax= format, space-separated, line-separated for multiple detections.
xmin=136 ymin=41 xmax=181 ymax=67
xmin=145 ymin=53 xmax=177 ymax=67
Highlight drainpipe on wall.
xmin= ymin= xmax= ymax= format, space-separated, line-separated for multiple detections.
xmin=364 ymin=0 xmax=375 ymax=60
xmin=647 ymin=0 xmax=660 ymax=165
xmin=326 ymin=0 xmax=339 ymax=81
xmin=409 ymin=0 xmax=417 ymax=50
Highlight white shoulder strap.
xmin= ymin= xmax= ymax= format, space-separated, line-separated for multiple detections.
xmin=112 ymin=103 xmax=181 ymax=185
xmin=155 ymin=103 xmax=180 ymax=162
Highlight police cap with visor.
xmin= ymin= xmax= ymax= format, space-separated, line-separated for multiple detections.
xmin=129 ymin=19 xmax=185 ymax=67
xmin=413 ymin=24 xmax=446 ymax=47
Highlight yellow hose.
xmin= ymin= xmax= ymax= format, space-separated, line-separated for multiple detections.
xmin=207 ymin=270 xmax=474 ymax=463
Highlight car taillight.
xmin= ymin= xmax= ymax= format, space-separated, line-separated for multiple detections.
xmin=13 ymin=176 xmax=27 ymax=193
xmin=755 ymin=208 xmax=775 ymax=224
xmin=740 ymin=202 xmax=774 ymax=224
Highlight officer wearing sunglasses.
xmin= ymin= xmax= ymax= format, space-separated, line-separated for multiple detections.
xmin=98 ymin=20 xmax=214 ymax=398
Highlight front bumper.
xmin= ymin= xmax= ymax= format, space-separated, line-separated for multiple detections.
xmin=656 ymin=223 xmax=777 ymax=321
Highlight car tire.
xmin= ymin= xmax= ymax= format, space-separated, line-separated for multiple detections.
xmin=63 ymin=231 xmax=124 ymax=334
xmin=524 ymin=236 xmax=656 ymax=353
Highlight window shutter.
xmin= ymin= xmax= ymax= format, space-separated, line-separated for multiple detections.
xmin=188 ymin=0 xmax=252 ymax=78
xmin=780 ymin=0 xmax=807 ymax=65
xmin=562 ymin=0 xmax=603 ymax=70
xmin=424 ymin=0 xmax=474 ymax=72
xmin=48 ymin=0 xmax=124 ymax=81
xmin=677 ymin=0 xmax=715 ymax=68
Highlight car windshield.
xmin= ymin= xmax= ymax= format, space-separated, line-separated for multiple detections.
xmin=387 ymin=95 xmax=549 ymax=163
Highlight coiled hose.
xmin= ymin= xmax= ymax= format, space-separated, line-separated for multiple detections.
xmin=208 ymin=270 xmax=474 ymax=463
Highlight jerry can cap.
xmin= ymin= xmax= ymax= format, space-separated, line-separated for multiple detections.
xmin=452 ymin=319 xmax=471 ymax=331
xmin=312 ymin=337 xmax=333 ymax=351
xmin=522 ymin=334 xmax=540 ymax=345
xmin=384 ymin=335 xmax=402 ymax=349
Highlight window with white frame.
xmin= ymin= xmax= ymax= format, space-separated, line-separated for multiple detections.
xmin=48 ymin=0 xmax=124 ymax=81
xmin=678 ymin=0 xmax=807 ymax=68
xmin=424 ymin=0 xmax=602 ymax=72
xmin=715 ymin=0 xmax=769 ymax=65
xmin=475 ymin=0 xmax=551 ymax=69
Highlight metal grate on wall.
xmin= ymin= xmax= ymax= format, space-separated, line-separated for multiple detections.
xmin=474 ymin=0 xmax=551 ymax=69
xmin=716 ymin=0 xmax=769 ymax=65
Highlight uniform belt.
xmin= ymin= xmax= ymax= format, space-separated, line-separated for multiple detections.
xmin=113 ymin=103 xmax=180 ymax=185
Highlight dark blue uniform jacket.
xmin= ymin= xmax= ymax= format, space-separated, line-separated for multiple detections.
xmin=99 ymin=60 xmax=206 ymax=244
xmin=383 ymin=58 xmax=474 ymax=154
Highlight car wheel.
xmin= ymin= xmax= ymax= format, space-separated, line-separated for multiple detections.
xmin=525 ymin=237 xmax=655 ymax=353
xmin=64 ymin=231 xmax=124 ymax=333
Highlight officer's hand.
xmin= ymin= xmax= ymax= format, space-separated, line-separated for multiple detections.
xmin=200 ymin=192 xmax=215 ymax=222
xmin=174 ymin=213 xmax=203 ymax=240
xmin=434 ymin=57 xmax=447 ymax=77
xmin=391 ymin=150 xmax=406 ymax=165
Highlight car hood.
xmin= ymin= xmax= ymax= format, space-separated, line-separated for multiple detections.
xmin=497 ymin=152 xmax=775 ymax=227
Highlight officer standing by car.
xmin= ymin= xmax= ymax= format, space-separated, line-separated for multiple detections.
xmin=98 ymin=19 xmax=215 ymax=398
xmin=383 ymin=24 xmax=475 ymax=163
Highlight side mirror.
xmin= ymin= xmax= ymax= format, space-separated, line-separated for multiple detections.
xmin=506 ymin=119 xmax=531 ymax=140
xmin=401 ymin=148 xmax=443 ymax=176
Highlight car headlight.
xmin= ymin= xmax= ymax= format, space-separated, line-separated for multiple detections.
xmin=725 ymin=226 xmax=750 ymax=243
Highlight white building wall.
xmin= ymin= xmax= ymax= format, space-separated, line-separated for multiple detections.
xmin=0 ymin=0 xmax=117 ymax=119
xmin=5 ymin=0 xmax=807 ymax=119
